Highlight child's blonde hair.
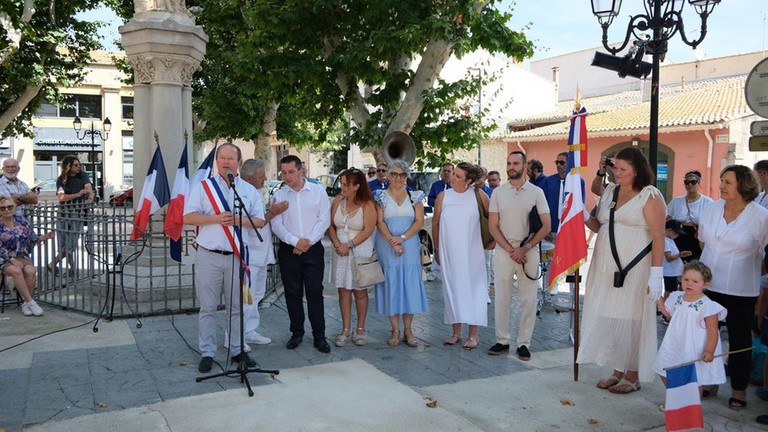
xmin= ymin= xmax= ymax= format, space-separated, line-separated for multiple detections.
xmin=683 ymin=260 xmax=712 ymax=283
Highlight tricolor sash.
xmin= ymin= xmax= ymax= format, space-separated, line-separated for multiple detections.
xmin=201 ymin=178 xmax=252 ymax=303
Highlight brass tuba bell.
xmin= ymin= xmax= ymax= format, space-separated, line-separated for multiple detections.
xmin=381 ymin=131 xmax=416 ymax=167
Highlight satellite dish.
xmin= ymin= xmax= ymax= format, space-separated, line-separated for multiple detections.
xmin=693 ymin=48 xmax=706 ymax=61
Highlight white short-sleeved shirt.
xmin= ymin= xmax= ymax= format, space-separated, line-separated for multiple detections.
xmin=756 ymin=192 xmax=768 ymax=211
xmin=247 ymin=187 xmax=274 ymax=266
xmin=489 ymin=180 xmax=549 ymax=244
xmin=663 ymin=237 xmax=683 ymax=277
xmin=0 ymin=176 xmax=31 ymax=217
xmin=666 ymin=194 xmax=713 ymax=225
xmin=183 ymin=174 xmax=262 ymax=252
xmin=699 ymin=200 xmax=768 ymax=297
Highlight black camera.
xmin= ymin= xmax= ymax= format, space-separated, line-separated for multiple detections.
xmin=605 ymin=158 xmax=614 ymax=168
xmin=613 ymin=271 xmax=625 ymax=288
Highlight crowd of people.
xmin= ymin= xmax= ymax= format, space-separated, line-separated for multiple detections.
xmin=8 ymin=145 xmax=768 ymax=425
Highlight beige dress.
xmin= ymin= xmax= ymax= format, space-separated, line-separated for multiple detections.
xmin=577 ymin=183 xmax=659 ymax=382
xmin=331 ymin=200 xmax=374 ymax=290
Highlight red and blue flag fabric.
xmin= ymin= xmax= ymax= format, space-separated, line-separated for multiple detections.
xmin=665 ymin=363 xmax=704 ymax=431
xmin=163 ymin=146 xmax=190 ymax=262
xmin=548 ymin=106 xmax=588 ymax=290
xmin=131 ymin=146 xmax=170 ymax=241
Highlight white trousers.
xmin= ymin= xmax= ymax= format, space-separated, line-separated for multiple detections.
xmin=196 ymin=249 xmax=243 ymax=357
xmin=493 ymin=247 xmax=539 ymax=348
xmin=244 ymin=264 xmax=268 ymax=335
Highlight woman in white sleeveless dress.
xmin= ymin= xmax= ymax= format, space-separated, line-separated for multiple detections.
xmin=328 ymin=169 xmax=377 ymax=347
xmin=580 ymin=148 xmax=666 ymax=393
xmin=433 ymin=162 xmax=489 ymax=349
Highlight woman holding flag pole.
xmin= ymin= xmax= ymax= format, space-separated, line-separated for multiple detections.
xmin=578 ymin=147 xmax=666 ymax=393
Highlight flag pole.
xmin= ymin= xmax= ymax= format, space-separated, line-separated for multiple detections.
xmin=662 ymin=347 xmax=753 ymax=371
xmin=573 ymin=269 xmax=580 ymax=381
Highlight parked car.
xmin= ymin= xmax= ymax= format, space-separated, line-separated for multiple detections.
xmin=314 ymin=174 xmax=337 ymax=189
xmin=32 ymin=179 xmax=58 ymax=203
xmin=109 ymin=187 xmax=133 ymax=206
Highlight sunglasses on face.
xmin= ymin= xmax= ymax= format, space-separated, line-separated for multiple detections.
xmin=683 ymin=180 xmax=699 ymax=185
xmin=389 ymin=172 xmax=407 ymax=179
xmin=555 ymin=160 xmax=566 ymax=166
xmin=0 ymin=205 xmax=15 ymax=211
xmin=377 ymin=169 xmax=387 ymax=173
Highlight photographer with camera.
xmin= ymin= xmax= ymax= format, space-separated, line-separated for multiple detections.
xmin=578 ymin=148 xmax=666 ymax=394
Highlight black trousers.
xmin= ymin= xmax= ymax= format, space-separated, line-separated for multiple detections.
xmin=278 ymin=241 xmax=326 ymax=340
xmin=705 ymin=290 xmax=757 ymax=391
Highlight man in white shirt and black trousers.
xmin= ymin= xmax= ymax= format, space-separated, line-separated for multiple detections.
xmin=271 ymin=155 xmax=332 ymax=353
xmin=184 ymin=143 xmax=267 ymax=373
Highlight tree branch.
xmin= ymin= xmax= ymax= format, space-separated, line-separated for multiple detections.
xmin=0 ymin=84 xmax=43 ymax=132
xmin=323 ymin=36 xmax=370 ymax=129
xmin=0 ymin=0 xmax=36 ymax=65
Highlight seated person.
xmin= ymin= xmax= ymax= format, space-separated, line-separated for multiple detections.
xmin=0 ymin=195 xmax=55 ymax=316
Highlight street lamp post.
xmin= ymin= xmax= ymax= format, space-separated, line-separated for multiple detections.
xmin=73 ymin=116 xmax=111 ymax=199
xmin=590 ymin=0 xmax=721 ymax=176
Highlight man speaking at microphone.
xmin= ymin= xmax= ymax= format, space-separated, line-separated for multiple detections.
xmin=184 ymin=143 xmax=267 ymax=373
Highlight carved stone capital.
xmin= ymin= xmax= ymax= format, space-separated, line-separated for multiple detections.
xmin=127 ymin=54 xmax=201 ymax=86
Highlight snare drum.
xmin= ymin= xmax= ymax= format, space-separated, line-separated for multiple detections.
xmin=540 ymin=240 xmax=555 ymax=262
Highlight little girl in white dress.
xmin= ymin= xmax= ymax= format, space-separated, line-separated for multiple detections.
xmin=655 ymin=261 xmax=727 ymax=395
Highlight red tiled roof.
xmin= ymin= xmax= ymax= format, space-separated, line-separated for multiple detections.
xmin=503 ymin=76 xmax=752 ymax=140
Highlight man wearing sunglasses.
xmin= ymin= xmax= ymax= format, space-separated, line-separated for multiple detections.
xmin=0 ymin=158 xmax=37 ymax=218
xmin=542 ymin=152 xmax=585 ymax=237
xmin=368 ymin=162 xmax=389 ymax=191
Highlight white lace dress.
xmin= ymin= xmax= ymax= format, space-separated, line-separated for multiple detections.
xmin=331 ymin=200 xmax=374 ymax=290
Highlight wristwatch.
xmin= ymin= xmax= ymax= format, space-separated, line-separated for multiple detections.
xmin=400 ymin=234 xmax=407 ymax=240
xmin=525 ymin=243 xmax=534 ymax=250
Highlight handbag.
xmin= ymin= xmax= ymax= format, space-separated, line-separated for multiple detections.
xmin=353 ymin=249 xmax=385 ymax=287
xmin=520 ymin=205 xmax=543 ymax=280
xmin=474 ymin=188 xmax=495 ymax=249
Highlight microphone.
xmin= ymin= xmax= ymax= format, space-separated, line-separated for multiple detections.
xmin=226 ymin=170 xmax=235 ymax=183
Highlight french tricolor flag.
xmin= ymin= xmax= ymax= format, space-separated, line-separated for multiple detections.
xmin=163 ymin=146 xmax=190 ymax=262
xmin=665 ymin=363 xmax=704 ymax=431
xmin=131 ymin=146 xmax=170 ymax=241
xmin=162 ymin=145 xmax=216 ymax=261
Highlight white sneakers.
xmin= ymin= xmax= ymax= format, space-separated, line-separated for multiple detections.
xmin=223 ymin=335 xmax=252 ymax=353
xmin=245 ymin=332 xmax=272 ymax=345
xmin=21 ymin=300 xmax=44 ymax=317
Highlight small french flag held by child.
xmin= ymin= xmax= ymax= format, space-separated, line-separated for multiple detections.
xmin=665 ymin=363 xmax=704 ymax=431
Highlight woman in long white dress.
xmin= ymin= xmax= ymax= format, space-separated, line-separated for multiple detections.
xmin=580 ymin=147 xmax=666 ymax=393
xmin=433 ymin=162 xmax=489 ymax=350
xmin=328 ymin=169 xmax=377 ymax=347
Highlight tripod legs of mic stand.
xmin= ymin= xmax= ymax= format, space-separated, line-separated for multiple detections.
xmin=92 ymin=264 xmax=143 ymax=333
xmin=196 ymin=359 xmax=279 ymax=397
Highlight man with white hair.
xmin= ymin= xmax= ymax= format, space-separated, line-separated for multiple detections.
xmin=0 ymin=158 xmax=37 ymax=218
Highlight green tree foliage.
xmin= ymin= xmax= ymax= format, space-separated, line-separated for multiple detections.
xmin=0 ymin=0 xmax=104 ymax=138
xmin=112 ymin=0 xmax=533 ymax=166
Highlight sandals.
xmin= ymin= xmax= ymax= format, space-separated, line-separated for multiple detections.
xmin=443 ymin=334 xmax=461 ymax=346
xmin=387 ymin=330 xmax=400 ymax=347
xmin=608 ymin=378 xmax=641 ymax=394
xmin=334 ymin=329 xmax=351 ymax=347
xmin=596 ymin=375 xmax=623 ymax=390
xmin=403 ymin=329 xmax=418 ymax=347
xmin=463 ymin=336 xmax=479 ymax=350
xmin=353 ymin=328 xmax=367 ymax=346
xmin=728 ymin=397 xmax=747 ymax=410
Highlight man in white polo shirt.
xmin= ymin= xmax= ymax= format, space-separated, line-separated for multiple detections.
xmin=0 ymin=158 xmax=37 ymax=217
xmin=488 ymin=151 xmax=550 ymax=361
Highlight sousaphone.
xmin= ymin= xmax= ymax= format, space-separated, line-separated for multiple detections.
xmin=381 ymin=131 xmax=416 ymax=166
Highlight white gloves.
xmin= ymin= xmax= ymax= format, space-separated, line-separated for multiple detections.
xmin=647 ymin=266 xmax=663 ymax=301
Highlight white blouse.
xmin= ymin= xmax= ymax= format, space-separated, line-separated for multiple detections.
xmin=667 ymin=194 xmax=713 ymax=225
xmin=699 ymin=201 xmax=768 ymax=297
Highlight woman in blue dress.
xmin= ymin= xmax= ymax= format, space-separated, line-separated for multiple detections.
xmin=374 ymin=159 xmax=428 ymax=347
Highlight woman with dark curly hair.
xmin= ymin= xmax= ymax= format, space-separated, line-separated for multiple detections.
xmin=698 ymin=165 xmax=768 ymax=410
xmin=47 ymin=156 xmax=93 ymax=275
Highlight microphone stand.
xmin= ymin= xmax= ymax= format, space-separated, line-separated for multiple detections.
xmin=196 ymin=176 xmax=278 ymax=396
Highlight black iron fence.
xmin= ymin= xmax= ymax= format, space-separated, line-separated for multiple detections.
xmin=25 ymin=203 xmax=282 ymax=317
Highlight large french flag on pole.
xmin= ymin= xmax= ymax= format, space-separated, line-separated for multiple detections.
xmin=548 ymin=105 xmax=589 ymax=290
xmin=163 ymin=146 xmax=190 ymax=262
xmin=131 ymin=146 xmax=170 ymax=241
xmin=665 ymin=363 xmax=704 ymax=431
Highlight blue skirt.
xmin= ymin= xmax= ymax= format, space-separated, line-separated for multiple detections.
xmin=374 ymin=216 xmax=428 ymax=315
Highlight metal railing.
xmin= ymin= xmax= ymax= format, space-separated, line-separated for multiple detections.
xmin=25 ymin=203 xmax=282 ymax=317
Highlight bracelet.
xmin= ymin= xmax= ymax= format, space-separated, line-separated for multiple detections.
xmin=596 ymin=171 xmax=606 ymax=177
